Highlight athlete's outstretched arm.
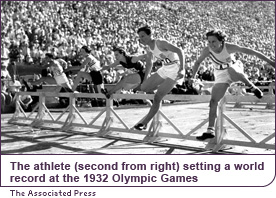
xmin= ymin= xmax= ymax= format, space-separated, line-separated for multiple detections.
xmin=143 ymin=51 xmax=154 ymax=82
xmin=101 ymin=60 xmax=120 ymax=71
xmin=159 ymin=40 xmax=185 ymax=74
xmin=227 ymin=43 xmax=275 ymax=67
xmin=131 ymin=54 xmax=147 ymax=63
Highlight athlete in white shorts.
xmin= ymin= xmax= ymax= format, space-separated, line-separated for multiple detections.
xmin=45 ymin=53 xmax=73 ymax=92
xmin=134 ymin=25 xmax=185 ymax=130
xmin=192 ymin=29 xmax=275 ymax=140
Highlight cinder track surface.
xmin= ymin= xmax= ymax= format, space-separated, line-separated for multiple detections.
xmin=1 ymin=103 xmax=275 ymax=154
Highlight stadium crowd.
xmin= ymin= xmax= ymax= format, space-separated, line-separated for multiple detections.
xmin=1 ymin=1 xmax=275 ymax=112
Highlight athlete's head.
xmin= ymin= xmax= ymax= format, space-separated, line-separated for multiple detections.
xmin=206 ymin=29 xmax=227 ymax=43
xmin=137 ymin=25 xmax=152 ymax=45
xmin=81 ymin=46 xmax=91 ymax=56
xmin=45 ymin=53 xmax=55 ymax=59
xmin=137 ymin=25 xmax=151 ymax=35
xmin=113 ymin=47 xmax=126 ymax=61
xmin=206 ymin=29 xmax=227 ymax=51
xmin=45 ymin=53 xmax=55 ymax=64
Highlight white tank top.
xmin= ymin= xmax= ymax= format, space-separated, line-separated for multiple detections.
xmin=209 ymin=44 xmax=234 ymax=70
xmin=50 ymin=60 xmax=64 ymax=76
xmin=82 ymin=55 xmax=101 ymax=72
xmin=149 ymin=40 xmax=180 ymax=66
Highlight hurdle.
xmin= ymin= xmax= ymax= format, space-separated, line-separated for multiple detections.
xmin=229 ymin=82 xmax=275 ymax=109
xmin=8 ymin=91 xmax=275 ymax=153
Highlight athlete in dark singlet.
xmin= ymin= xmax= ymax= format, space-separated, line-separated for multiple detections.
xmin=101 ymin=47 xmax=146 ymax=98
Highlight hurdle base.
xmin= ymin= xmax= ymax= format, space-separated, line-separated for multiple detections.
xmin=234 ymin=102 xmax=244 ymax=108
xmin=265 ymin=103 xmax=275 ymax=109
xmin=30 ymin=120 xmax=44 ymax=128
xmin=97 ymin=117 xmax=113 ymax=137
xmin=61 ymin=113 xmax=76 ymax=132
xmin=8 ymin=117 xmax=19 ymax=124
xmin=143 ymin=136 xmax=165 ymax=143
xmin=205 ymin=141 xmax=226 ymax=152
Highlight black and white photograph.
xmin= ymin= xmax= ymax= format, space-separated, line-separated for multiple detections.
xmin=1 ymin=1 xmax=274 ymax=155
xmin=0 ymin=1 xmax=275 ymax=197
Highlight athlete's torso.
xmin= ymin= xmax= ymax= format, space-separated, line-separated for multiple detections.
xmin=208 ymin=44 xmax=235 ymax=70
xmin=86 ymin=55 xmax=101 ymax=72
xmin=119 ymin=55 xmax=145 ymax=73
xmin=149 ymin=40 xmax=180 ymax=66
xmin=50 ymin=60 xmax=64 ymax=76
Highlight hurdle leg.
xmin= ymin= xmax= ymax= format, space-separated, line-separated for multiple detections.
xmin=61 ymin=94 xmax=76 ymax=131
xmin=8 ymin=94 xmax=21 ymax=123
xmin=143 ymin=108 xmax=163 ymax=143
xmin=30 ymin=93 xmax=46 ymax=128
xmin=97 ymin=117 xmax=114 ymax=137
xmin=205 ymin=98 xmax=227 ymax=151
xmin=97 ymin=98 xmax=114 ymax=137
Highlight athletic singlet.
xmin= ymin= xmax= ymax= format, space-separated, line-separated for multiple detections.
xmin=84 ymin=55 xmax=101 ymax=72
xmin=119 ymin=55 xmax=145 ymax=73
xmin=148 ymin=40 xmax=180 ymax=66
xmin=208 ymin=44 xmax=235 ymax=70
xmin=50 ymin=60 xmax=64 ymax=76
xmin=57 ymin=58 xmax=67 ymax=69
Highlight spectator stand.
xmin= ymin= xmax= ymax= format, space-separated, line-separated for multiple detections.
xmin=8 ymin=91 xmax=275 ymax=153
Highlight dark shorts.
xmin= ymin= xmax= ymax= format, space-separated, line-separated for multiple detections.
xmin=90 ymin=70 xmax=103 ymax=85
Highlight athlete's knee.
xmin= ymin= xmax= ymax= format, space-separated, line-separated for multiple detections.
xmin=140 ymin=83 xmax=148 ymax=92
xmin=154 ymin=92 xmax=165 ymax=103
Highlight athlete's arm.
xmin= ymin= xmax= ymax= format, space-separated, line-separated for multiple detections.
xmin=159 ymin=40 xmax=185 ymax=74
xmin=64 ymin=58 xmax=89 ymax=72
xmin=30 ymin=78 xmax=44 ymax=86
xmin=80 ymin=57 xmax=91 ymax=72
xmin=227 ymin=43 xmax=275 ymax=67
xmin=192 ymin=47 xmax=209 ymax=78
xmin=131 ymin=54 xmax=147 ymax=63
xmin=101 ymin=60 xmax=120 ymax=71
xmin=143 ymin=51 xmax=154 ymax=82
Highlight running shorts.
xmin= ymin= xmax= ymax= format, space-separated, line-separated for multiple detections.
xmin=157 ymin=63 xmax=179 ymax=80
xmin=90 ymin=70 xmax=103 ymax=85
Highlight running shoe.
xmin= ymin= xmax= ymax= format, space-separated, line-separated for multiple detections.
xmin=134 ymin=123 xmax=147 ymax=130
xmin=196 ymin=128 xmax=215 ymax=141
xmin=101 ymin=88 xmax=111 ymax=99
xmin=105 ymin=92 xmax=111 ymax=99
xmin=252 ymin=87 xmax=263 ymax=99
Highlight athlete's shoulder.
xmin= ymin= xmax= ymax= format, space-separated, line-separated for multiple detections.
xmin=224 ymin=42 xmax=239 ymax=49
xmin=52 ymin=59 xmax=60 ymax=65
xmin=224 ymin=42 xmax=241 ymax=52
xmin=88 ymin=54 xmax=99 ymax=61
xmin=156 ymin=39 xmax=170 ymax=46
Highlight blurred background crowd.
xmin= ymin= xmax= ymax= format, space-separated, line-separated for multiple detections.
xmin=1 ymin=1 xmax=275 ymax=111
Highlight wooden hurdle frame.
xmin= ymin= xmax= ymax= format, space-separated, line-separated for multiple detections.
xmin=8 ymin=91 xmax=275 ymax=153
xmin=229 ymin=82 xmax=275 ymax=109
